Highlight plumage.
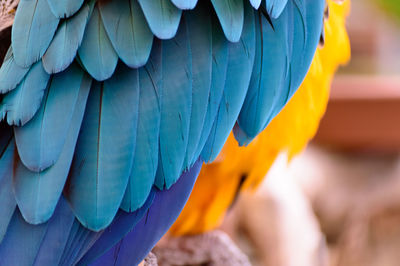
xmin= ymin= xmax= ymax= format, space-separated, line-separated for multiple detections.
xmin=12 ymin=66 xmax=91 ymax=224
xmin=47 ymin=0 xmax=85 ymax=19
xmin=78 ymin=6 xmax=118 ymax=81
xmin=0 ymin=48 xmax=29 ymax=94
xmin=66 ymin=66 xmax=139 ymax=231
xmin=171 ymin=0 xmax=350 ymax=235
xmin=0 ymin=0 xmax=326 ymax=264
xmin=265 ymin=0 xmax=289 ymax=18
xmin=11 ymin=0 xmax=59 ymax=67
xmin=0 ymin=61 xmax=50 ymax=126
xmin=138 ymin=0 xmax=182 ymax=39
xmin=42 ymin=2 xmax=92 ymax=74
xmin=211 ymin=0 xmax=244 ymax=42
xmin=99 ymin=0 xmax=154 ymax=68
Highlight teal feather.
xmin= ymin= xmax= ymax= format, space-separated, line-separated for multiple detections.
xmin=78 ymin=6 xmax=118 ymax=81
xmin=121 ymin=42 xmax=162 ymax=212
xmin=171 ymin=0 xmax=198 ymax=10
xmin=0 ymin=47 xmax=29 ymax=94
xmin=11 ymin=0 xmax=59 ymax=67
xmin=138 ymin=0 xmax=182 ymax=39
xmin=42 ymin=2 xmax=92 ymax=74
xmin=265 ymin=0 xmax=289 ymax=18
xmin=99 ymin=0 xmax=154 ymax=68
xmin=0 ymin=61 xmax=50 ymax=126
xmin=15 ymin=63 xmax=91 ymax=172
xmin=155 ymin=16 xmax=192 ymax=189
xmin=201 ymin=1 xmax=256 ymax=162
xmin=249 ymin=0 xmax=262 ymax=9
xmin=0 ymin=128 xmax=15 ymax=242
xmin=183 ymin=6 xmax=212 ymax=168
xmin=211 ymin=0 xmax=244 ymax=42
xmin=192 ymin=15 xmax=229 ymax=162
xmin=13 ymin=66 xmax=91 ymax=225
xmin=66 ymin=65 xmax=139 ymax=231
xmin=46 ymin=0 xmax=84 ymax=18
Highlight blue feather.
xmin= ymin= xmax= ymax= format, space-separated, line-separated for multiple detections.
xmin=14 ymin=63 xmax=91 ymax=172
xmin=0 ymin=61 xmax=50 ymax=126
xmin=138 ymin=0 xmax=182 ymax=39
xmin=211 ymin=0 xmax=244 ymax=42
xmin=11 ymin=0 xmax=59 ymax=67
xmin=66 ymin=65 xmax=139 ymax=231
xmin=42 ymin=2 xmax=93 ymax=74
xmin=249 ymin=0 xmax=262 ymax=9
xmin=192 ymin=15 xmax=229 ymax=162
xmin=0 ymin=125 xmax=15 ymax=242
xmin=32 ymin=198 xmax=75 ymax=266
xmin=13 ymin=65 xmax=91 ymax=225
xmin=155 ymin=16 xmax=192 ymax=189
xmin=121 ymin=42 xmax=162 ymax=212
xmin=183 ymin=5 xmax=212 ymax=168
xmin=265 ymin=0 xmax=289 ymax=18
xmin=46 ymin=0 xmax=84 ymax=18
xmin=99 ymin=0 xmax=154 ymax=68
xmin=201 ymin=2 xmax=256 ymax=162
xmin=171 ymin=0 xmax=198 ymax=10
xmin=78 ymin=6 xmax=118 ymax=81
xmin=82 ymin=159 xmax=202 ymax=266
xmin=0 ymin=47 xmax=29 ymax=94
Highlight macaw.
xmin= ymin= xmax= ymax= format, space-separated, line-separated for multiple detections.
xmin=0 ymin=0 xmax=324 ymax=265
xmin=171 ymin=0 xmax=350 ymax=236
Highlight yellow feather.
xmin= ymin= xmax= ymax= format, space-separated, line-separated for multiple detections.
xmin=170 ymin=0 xmax=351 ymax=236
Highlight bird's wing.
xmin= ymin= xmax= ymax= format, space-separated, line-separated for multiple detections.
xmin=0 ymin=0 xmax=324 ymax=264
xmin=170 ymin=0 xmax=350 ymax=236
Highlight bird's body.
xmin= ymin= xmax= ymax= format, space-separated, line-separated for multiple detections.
xmin=0 ymin=0 xmax=325 ymax=264
xmin=171 ymin=0 xmax=350 ymax=236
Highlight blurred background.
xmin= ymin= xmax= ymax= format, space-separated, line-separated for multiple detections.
xmin=218 ymin=1 xmax=400 ymax=265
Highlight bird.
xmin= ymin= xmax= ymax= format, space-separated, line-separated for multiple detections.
xmin=170 ymin=0 xmax=351 ymax=236
xmin=0 ymin=0 xmax=325 ymax=265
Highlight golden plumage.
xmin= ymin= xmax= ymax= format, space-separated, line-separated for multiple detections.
xmin=170 ymin=0 xmax=351 ymax=236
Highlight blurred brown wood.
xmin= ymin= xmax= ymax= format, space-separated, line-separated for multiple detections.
xmin=315 ymin=75 xmax=400 ymax=152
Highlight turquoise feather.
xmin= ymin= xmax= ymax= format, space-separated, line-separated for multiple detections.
xmin=11 ymin=0 xmax=59 ymax=67
xmin=14 ymin=63 xmax=91 ymax=172
xmin=183 ymin=6 xmax=212 ymax=168
xmin=202 ymin=1 xmax=256 ymax=162
xmin=66 ymin=65 xmax=139 ymax=231
xmin=0 ymin=61 xmax=50 ymax=126
xmin=155 ymin=17 xmax=192 ymax=189
xmin=46 ymin=0 xmax=84 ymax=18
xmin=265 ymin=0 xmax=289 ymax=18
xmin=211 ymin=0 xmax=244 ymax=42
xmin=249 ymin=0 xmax=262 ymax=9
xmin=192 ymin=15 xmax=229 ymax=163
xmin=13 ymin=68 xmax=90 ymax=225
xmin=99 ymin=0 xmax=154 ymax=68
xmin=138 ymin=0 xmax=182 ymax=39
xmin=42 ymin=2 xmax=92 ymax=74
xmin=171 ymin=0 xmax=198 ymax=10
xmin=0 ymin=130 xmax=15 ymax=242
xmin=121 ymin=42 xmax=162 ymax=212
xmin=0 ymin=48 xmax=29 ymax=94
xmin=78 ymin=6 xmax=118 ymax=81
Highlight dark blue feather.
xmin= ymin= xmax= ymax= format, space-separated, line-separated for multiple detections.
xmin=99 ymin=0 xmax=154 ymax=68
